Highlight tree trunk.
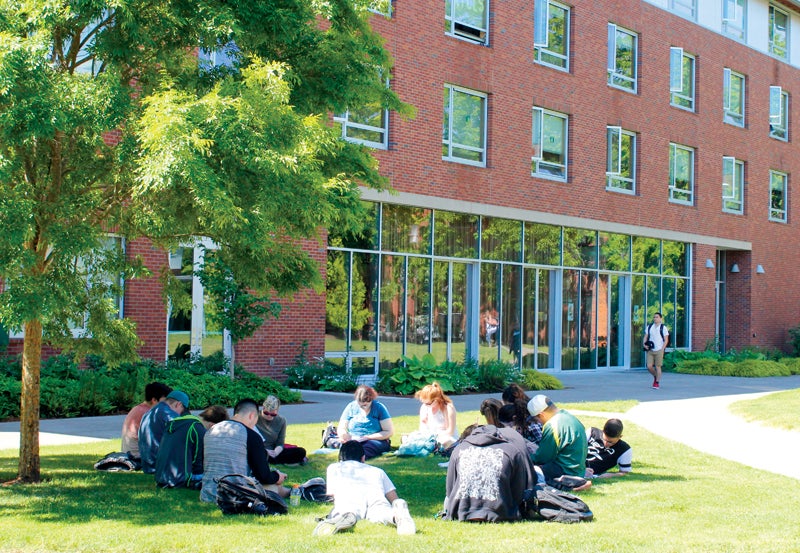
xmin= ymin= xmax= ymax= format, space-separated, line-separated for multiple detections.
xmin=18 ymin=319 xmax=42 ymax=483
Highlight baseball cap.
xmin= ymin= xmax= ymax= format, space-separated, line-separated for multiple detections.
xmin=166 ymin=390 xmax=190 ymax=409
xmin=527 ymin=394 xmax=553 ymax=417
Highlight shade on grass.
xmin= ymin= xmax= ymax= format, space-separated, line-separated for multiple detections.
xmin=1 ymin=411 xmax=799 ymax=552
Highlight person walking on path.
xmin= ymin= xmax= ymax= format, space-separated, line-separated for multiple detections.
xmin=643 ymin=312 xmax=669 ymax=389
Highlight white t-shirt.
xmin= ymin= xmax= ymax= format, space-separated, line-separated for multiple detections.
xmin=646 ymin=323 xmax=669 ymax=352
xmin=326 ymin=460 xmax=396 ymax=524
xmin=419 ymin=403 xmax=457 ymax=444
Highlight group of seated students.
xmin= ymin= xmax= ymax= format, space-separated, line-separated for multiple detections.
xmin=121 ymin=380 xmax=631 ymax=531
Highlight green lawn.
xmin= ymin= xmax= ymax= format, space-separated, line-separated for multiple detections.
xmin=729 ymin=388 xmax=800 ymax=431
xmin=1 ymin=411 xmax=799 ymax=552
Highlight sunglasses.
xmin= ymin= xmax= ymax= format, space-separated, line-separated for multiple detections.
xmin=262 ymin=411 xmax=278 ymax=417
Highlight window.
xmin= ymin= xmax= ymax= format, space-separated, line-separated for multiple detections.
xmin=607 ymin=24 xmax=638 ymax=93
xmin=70 ymin=236 xmax=125 ymax=334
xmin=534 ymin=0 xmax=570 ymax=71
xmin=769 ymin=86 xmax=789 ymax=141
xmin=369 ymin=0 xmax=391 ymax=16
xmin=670 ymin=47 xmax=695 ymax=111
xmin=670 ymin=0 xmax=696 ymax=19
xmin=606 ymin=126 xmax=636 ymax=193
xmin=722 ymin=156 xmax=745 ymax=214
xmin=769 ymin=5 xmax=789 ymax=60
xmin=723 ymin=68 xmax=745 ymax=126
xmin=443 ymin=85 xmax=487 ymax=166
xmin=769 ymin=170 xmax=788 ymax=222
xmin=722 ymin=0 xmax=746 ymax=41
xmin=669 ymin=143 xmax=694 ymax=204
xmin=199 ymin=42 xmax=239 ymax=70
xmin=445 ymin=0 xmax=488 ymax=44
xmin=532 ymin=107 xmax=568 ymax=181
xmin=334 ymin=104 xmax=389 ymax=149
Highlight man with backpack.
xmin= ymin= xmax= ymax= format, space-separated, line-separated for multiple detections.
xmin=643 ymin=312 xmax=670 ymax=389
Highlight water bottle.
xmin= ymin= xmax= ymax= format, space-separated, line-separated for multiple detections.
xmin=290 ymin=484 xmax=301 ymax=507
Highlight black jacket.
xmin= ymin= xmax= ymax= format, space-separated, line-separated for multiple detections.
xmin=154 ymin=415 xmax=206 ymax=488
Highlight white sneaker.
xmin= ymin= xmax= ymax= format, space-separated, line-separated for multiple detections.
xmin=392 ymin=499 xmax=416 ymax=535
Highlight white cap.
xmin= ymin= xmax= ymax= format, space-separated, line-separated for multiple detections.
xmin=527 ymin=395 xmax=553 ymax=417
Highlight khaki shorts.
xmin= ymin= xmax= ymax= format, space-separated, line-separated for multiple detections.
xmin=646 ymin=348 xmax=665 ymax=367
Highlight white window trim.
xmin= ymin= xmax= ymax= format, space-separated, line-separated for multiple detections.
xmin=445 ymin=0 xmax=489 ymax=45
xmin=534 ymin=0 xmax=570 ymax=72
xmin=723 ymin=68 xmax=746 ymax=127
xmin=722 ymin=0 xmax=747 ymax=42
xmin=607 ymin=24 xmax=638 ymax=94
xmin=669 ymin=143 xmax=695 ymax=205
xmin=769 ymin=86 xmax=789 ymax=141
xmin=334 ymin=108 xmax=389 ymax=149
xmin=443 ymin=84 xmax=488 ymax=167
xmin=769 ymin=170 xmax=788 ymax=222
xmin=769 ymin=4 xmax=790 ymax=61
xmin=670 ymin=48 xmax=695 ymax=112
xmin=606 ymin=126 xmax=636 ymax=194
xmin=532 ymin=106 xmax=568 ymax=182
xmin=722 ymin=156 xmax=745 ymax=214
xmin=369 ymin=0 xmax=392 ymax=17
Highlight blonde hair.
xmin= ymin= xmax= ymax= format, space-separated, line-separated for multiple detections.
xmin=415 ymin=382 xmax=452 ymax=409
xmin=354 ymin=385 xmax=378 ymax=403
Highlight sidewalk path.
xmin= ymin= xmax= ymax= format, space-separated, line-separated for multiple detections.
xmin=1 ymin=371 xmax=798 ymax=479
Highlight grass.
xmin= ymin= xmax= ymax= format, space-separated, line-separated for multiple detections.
xmin=1 ymin=411 xmax=800 ymax=552
xmin=562 ymin=400 xmax=638 ymax=413
xmin=729 ymin=389 xmax=800 ymax=431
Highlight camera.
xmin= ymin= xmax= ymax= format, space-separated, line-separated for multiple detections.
xmin=643 ymin=340 xmax=655 ymax=351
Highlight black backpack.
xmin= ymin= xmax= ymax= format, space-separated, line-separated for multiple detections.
xmin=215 ymin=474 xmax=288 ymax=516
xmin=94 ymin=451 xmax=140 ymax=472
xmin=522 ymin=484 xmax=594 ymax=523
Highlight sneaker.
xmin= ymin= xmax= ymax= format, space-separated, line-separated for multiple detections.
xmin=321 ymin=423 xmax=338 ymax=448
xmin=652 ymin=381 xmax=660 ymax=389
xmin=313 ymin=512 xmax=357 ymax=536
xmin=392 ymin=498 xmax=416 ymax=535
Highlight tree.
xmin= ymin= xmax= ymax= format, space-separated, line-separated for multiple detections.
xmin=0 ymin=0 xmax=409 ymax=483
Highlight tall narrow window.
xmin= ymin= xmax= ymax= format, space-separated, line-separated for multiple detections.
xmin=722 ymin=156 xmax=745 ymax=214
xmin=670 ymin=47 xmax=695 ymax=111
xmin=606 ymin=126 xmax=636 ymax=193
xmin=769 ymin=170 xmax=788 ymax=222
xmin=443 ymin=84 xmax=487 ymax=166
xmin=607 ymin=24 xmax=638 ymax=93
xmin=723 ymin=68 xmax=746 ymax=127
xmin=532 ymin=107 xmax=568 ymax=181
xmin=669 ymin=0 xmax=696 ymax=19
xmin=445 ymin=0 xmax=488 ymax=44
xmin=669 ymin=143 xmax=694 ymax=205
xmin=722 ymin=0 xmax=746 ymax=41
xmin=769 ymin=86 xmax=789 ymax=141
xmin=769 ymin=5 xmax=789 ymax=60
xmin=534 ymin=1 xmax=570 ymax=71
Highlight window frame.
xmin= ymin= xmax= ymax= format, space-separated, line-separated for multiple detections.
xmin=443 ymin=84 xmax=488 ymax=167
xmin=670 ymin=47 xmax=696 ymax=112
xmin=669 ymin=143 xmax=695 ymax=205
xmin=606 ymin=126 xmax=636 ymax=194
xmin=723 ymin=68 xmax=746 ymax=127
xmin=334 ymin=106 xmax=389 ymax=150
xmin=532 ymin=106 xmax=569 ymax=182
xmin=607 ymin=24 xmax=638 ymax=93
xmin=534 ymin=0 xmax=570 ymax=72
xmin=445 ymin=0 xmax=489 ymax=45
xmin=722 ymin=156 xmax=745 ymax=214
xmin=722 ymin=0 xmax=747 ymax=42
xmin=769 ymin=4 xmax=790 ymax=60
xmin=769 ymin=169 xmax=788 ymax=222
xmin=369 ymin=0 xmax=392 ymax=16
xmin=769 ymin=86 xmax=789 ymax=141
xmin=670 ymin=0 xmax=697 ymax=20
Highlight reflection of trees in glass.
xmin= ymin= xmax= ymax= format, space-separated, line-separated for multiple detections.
xmin=610 ymin=27 xmax=636 ymax=90
xmin=381 ymin=204 xmax=431 ymax=253
xmin=770 ymin=171 xmax=787 ymax=220
xmin=599 ymin=233 xmax=630 ymax=271
xmin=326 ymin=251 xmax=370 ymax=340
xmin=446 ymin=0 xmax=487 ymax=30
xmin=328 ymin=201 xmax=378 ymax=250
xmin=662 ymin=241 xmax=687 ymax=276
xmin=563 ymin=228 xmax=597 ymax=268
xmin=434 ymin=210 xmax=478 ymax=258
xmin=541 ymin=2 xmax=568 ymax=65
xmin=770 ymin=7 xmax=788 ymax=58
xmin=524 ymin=222 xmax=561 ymax=265
xmin=632 ymin=237 xmax=660 ymax=274
xmin=482 ymin=217 xmax=522 ymax=261
xmin=443 ymin=86 xmax=485 ymax=162
xmin=669 ymin=144 xmax=693 ymax=202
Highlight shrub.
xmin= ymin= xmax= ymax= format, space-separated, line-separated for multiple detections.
xmin=473 ymin=359 xmax=519 ymax=391
xmin=789 ymin=324 xmax=800 ymax=357
xmin=520 ymin=369 xmax=564 ymax=391
xmin=780 ymin=357 xmax=800 ymax=375
xmin=676 ymin=358 xmax=791 ymax=377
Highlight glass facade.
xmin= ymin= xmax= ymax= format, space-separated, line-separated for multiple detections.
xmin=326 ymin=202 xmax=691 ymax=376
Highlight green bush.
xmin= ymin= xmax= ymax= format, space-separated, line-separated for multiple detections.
xmin=520 ymin=369 xmax=564 ymax=391
xmin=780 ymin=357 xmax=800 ymax=375
xmin=676 ymin=358 xmax=791 ymax=377
xmin=789 ymin=324 xmax=800 ymax=357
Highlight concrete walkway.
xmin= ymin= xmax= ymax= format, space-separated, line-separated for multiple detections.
xmin=1 ymin=371 xmax=799 ymax=479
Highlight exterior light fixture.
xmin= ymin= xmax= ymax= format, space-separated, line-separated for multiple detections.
xmin=756 ymin=265 xmax=765 ymax=274
xmin=730 ymin=263 xmax=740 ymax=273
xmin=705 ymin=258 xmax=715 ymax=269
